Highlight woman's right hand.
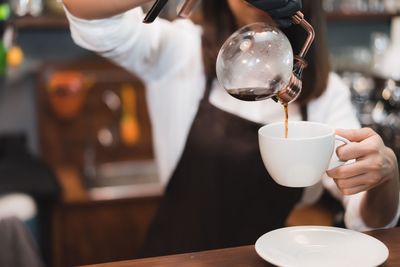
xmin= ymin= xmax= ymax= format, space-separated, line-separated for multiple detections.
xmin=246 ymin=0 xmax=302 ymax=27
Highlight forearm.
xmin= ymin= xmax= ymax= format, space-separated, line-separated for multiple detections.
xmin=62 ymin=0 xmax=151 ymax=19
xmin=361 ymin=149 xmax=400 ymax=228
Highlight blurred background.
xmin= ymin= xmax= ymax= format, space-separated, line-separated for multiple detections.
xmin=0 ymin=0 xmax=399 ymax=266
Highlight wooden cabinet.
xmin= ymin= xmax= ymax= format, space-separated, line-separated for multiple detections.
xmin=52 ymin=186 xmax=160 ymax=267
xmin=35 ymin=57 xmax=163 ymax=267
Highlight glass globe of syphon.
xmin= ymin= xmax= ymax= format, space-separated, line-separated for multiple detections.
xmin=216 ymin=23 xmax=294 ymax=102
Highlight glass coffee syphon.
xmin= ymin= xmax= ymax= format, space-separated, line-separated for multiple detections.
xmin=141 ymin=0 xmax=314 ymax=104
xmin=216 ymin=12 xmax=315 ymax=105
xmin=216 ymin=12 xmax=315 ymax=138
xmin=142 ymin=1 xmax=315 ymax=137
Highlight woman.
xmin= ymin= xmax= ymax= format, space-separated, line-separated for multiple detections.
xmin=63 ymin=0 xmax=400 ymax=257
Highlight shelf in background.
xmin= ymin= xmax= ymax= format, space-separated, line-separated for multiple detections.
xmin=11 ymin=13 xmax=68 ymax=29
xmin=7 ymin=11 xmax=400 ymax=29
xmin=326 ymin=11 xmax=400 ymax=22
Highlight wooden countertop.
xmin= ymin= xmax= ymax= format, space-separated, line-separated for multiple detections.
xmin=83 ymin=227 xmax=400 ymax=267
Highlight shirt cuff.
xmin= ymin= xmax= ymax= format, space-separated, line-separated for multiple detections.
xmin=64 ymin=6 xmax=144 ymax=53
xmin=344 ymin=191 xmax=400 ymax=231
xmin=0 ymin=194 xmax=37 ymax=221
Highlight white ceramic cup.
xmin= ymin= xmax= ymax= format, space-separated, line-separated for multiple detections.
xmin=258 ymin=121 xmax=349 ymax=187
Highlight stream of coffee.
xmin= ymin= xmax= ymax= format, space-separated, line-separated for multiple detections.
xmin=283 ymin=103 xmax=288 ymax=138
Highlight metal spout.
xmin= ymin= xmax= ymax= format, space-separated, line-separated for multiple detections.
xmin=277 ymin=74 xmax=302 ymax=104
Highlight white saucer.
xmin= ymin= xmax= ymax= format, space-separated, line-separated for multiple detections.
xmin=255 ymin=226 xmax=388 ymax=267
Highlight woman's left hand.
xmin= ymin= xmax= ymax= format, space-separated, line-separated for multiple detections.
xmin=327 ymin=128 xmax=398 ymax=195
xmin=246 ymin=0 xmax=302 ymax=27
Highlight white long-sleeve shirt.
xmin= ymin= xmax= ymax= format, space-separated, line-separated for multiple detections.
xmin=65 ymin=7 xmax=400 ymax=231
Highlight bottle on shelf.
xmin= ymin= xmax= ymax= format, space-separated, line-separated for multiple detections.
xmin=0 ymin=0 xmax=10 ymax=77
xmin=373 ymin=17 xmax=400 ymax=80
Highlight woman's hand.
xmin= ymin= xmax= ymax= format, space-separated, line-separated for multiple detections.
xmin=246 ymin=0 xmax=302 ymax=27
xmin=327 ymin=128 xmax=397 ymax=195
xmin=327 ymin=128 xmax=400 ymax=228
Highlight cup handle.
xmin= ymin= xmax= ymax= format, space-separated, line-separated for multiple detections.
xmin=327 ymin=135 xmax=350 ymax=170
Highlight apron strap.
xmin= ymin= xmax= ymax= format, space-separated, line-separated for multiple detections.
xmin=300 ymin=104 xmax=308 ymax=121
xmin=202 ymin=77 xmax=214 ymax=101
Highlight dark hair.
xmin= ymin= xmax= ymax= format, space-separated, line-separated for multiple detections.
xmin=200 ymin=0 xmax=330 ymax=105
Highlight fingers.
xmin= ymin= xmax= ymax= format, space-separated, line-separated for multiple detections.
xmin=327 ymin=159 xmax=369 ymax=179
xmin=247 ymin=0 xmax=289 ymax=10
xmin=268 ymin=0 xmax=302 ymax=19
xmin=328 ymin=156 xmax=390 ymax=195
xmin=331 ymin=172 xmax=379 ymax=195
xmin=335 ymin=128 xmax=384 ymax=161
xmin=336 ymin=128 xmax=376 ymax=143
xmin=336 ymin=184 xmax=370 ymax=196
xmin=275 ymin=18 xmax=293 ymax=28
xmin=327 ymin=154 xmax=386 ymax=179
xmin=329 ymin=127 xmax=396 ymax=196
xmin=246 ymin=0 xmax=302 ymax=27
xmin=336 ymin=141 xmax=374 ymax=161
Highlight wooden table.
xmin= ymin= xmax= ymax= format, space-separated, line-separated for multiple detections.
xmin=84 ymin=227 xmax=400 ymax=267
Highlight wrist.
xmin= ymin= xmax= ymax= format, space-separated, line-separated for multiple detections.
xmin=362 ymin=150 xmax=399 ymax=228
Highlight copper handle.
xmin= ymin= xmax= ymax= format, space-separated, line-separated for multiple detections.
xmin=277 ymin=12 xmax=315 ymax=104
xmin=177 ymin=0 xmax=199 ymax=18
xmin=291 ymin=12 xmax=315 ymax=59
xmin=143 ymin=0 xmax=169 ymax=23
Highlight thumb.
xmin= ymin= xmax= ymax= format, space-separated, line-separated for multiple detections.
xmin=335 ymin=128 xmax=376 ymax=143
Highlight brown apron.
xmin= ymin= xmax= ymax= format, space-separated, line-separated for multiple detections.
xmin=140 ymin=80 xmax=307 ymax=257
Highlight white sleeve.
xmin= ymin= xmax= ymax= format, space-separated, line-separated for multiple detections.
xmin=322 ymin=177 xmax=400 ymax=230
xmin=0 ymin=194 xmax=36 ymax=221
xmin=64 ymin=6 xmax=202 ymax=84
xmin=308 ymin=73 xmax=361 ymax=130
xmin=343 ymin=191 xmax=400 ymax=231
xmin=64 ymin=7 xmax=206 ymax=185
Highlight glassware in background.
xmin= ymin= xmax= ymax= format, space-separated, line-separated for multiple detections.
xmin=371 ymin=32 xmax=390 ymax=76
xmin=383 ymin=0 xmax=400 ymax=13
xmin=29 ymin=0 xmax=42 ymax=16
xmin=45 ymin=0 xmax=64 ymax=14
xmin=119 ymin=84 xmax=141 ymax=147
xmin=372 ymin=17 xmax=400 ymax=81
xmin=342 ymin=72 xmax=400 ymax=162
xmin=341 ymin=72 xmax=376 ymax=126
xmin=98 ymin=90 xmax=121 ymax=148
xmin=0 ymin=0 xmax=10 ymax=78
xmin=374 ymin=79 xmax=400 ymax=157
xmin=319 ymin=1 xmax=400 ymax=161
xmin=330 ymin=46 xmax=372 ymax=73
xmin=10 ymin=0 xmax=43 ymax=17
xmin=322 ymin=0 xmax=398 ymax=13
xmin=340 ymin=0 xmax=369 ymax=13
xmin=367 ymin=0 xmax=385 ymax=13
xmin=323 ymin=0 xmax=339 ymax=12
xmin=46 ymin=71 xmax=94 ymax=120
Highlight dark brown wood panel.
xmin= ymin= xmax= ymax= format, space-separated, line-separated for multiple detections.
xmin=12 ymin=14 xmax=69 ymax=29
xmin=37 ymin=56 xmax=154 ymax=172
xmin=52 ymin=197 xmax=160 ymax=267
xmin=36 ymin=56 xmax=161 ymax=267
